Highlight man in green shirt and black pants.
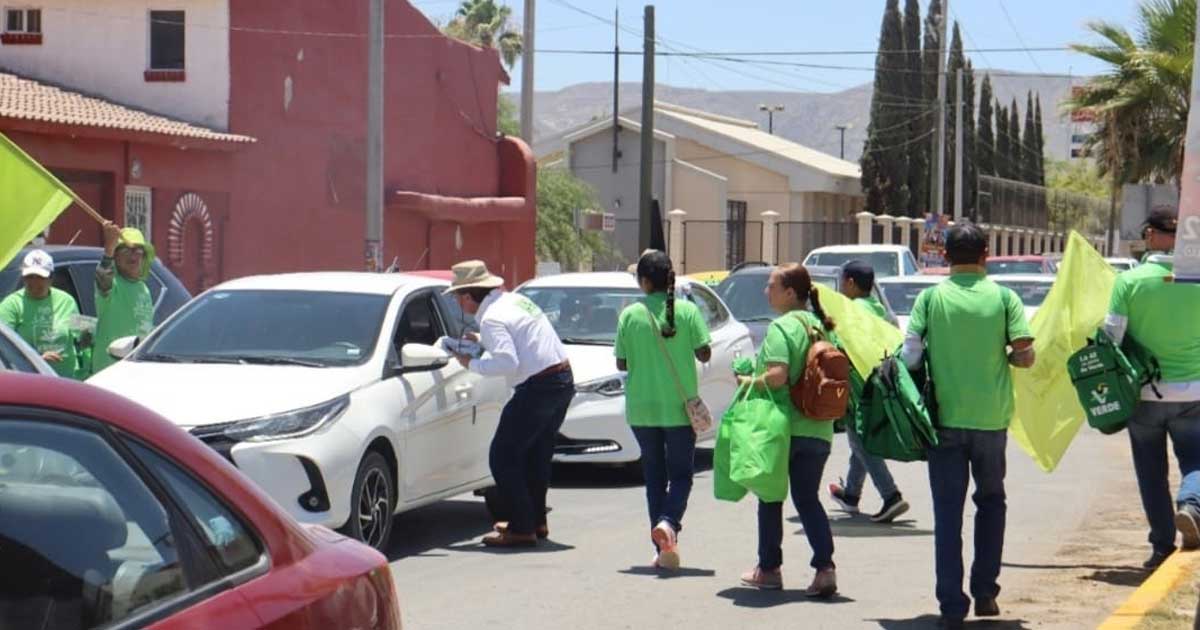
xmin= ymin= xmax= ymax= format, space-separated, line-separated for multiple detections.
xmin=902 ymin=223 xmax=1035 ymax=629
xmin=92 ymin=222 xmax=156 ymax=374
xmin=1104 ymin=207 xmax=1200 ymax=569
xmin=0 ymin=250 xmax=83 ymax=379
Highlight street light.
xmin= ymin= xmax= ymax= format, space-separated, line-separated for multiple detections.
xmin=759 ymin=104 xmax=784 ymax=135
xmin=835 ymin=123 xmax=852 ymax=160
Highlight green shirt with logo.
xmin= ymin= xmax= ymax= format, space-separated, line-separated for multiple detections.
xmin=758 ymin=309 xmax=839 ymax=442
xmin=907 ymin=272 xmax=1032 ymax=431
xmin=1110 ymin=259 xmax=1200 ymax=383
xmin=615 ymin=292 xmax=711 ymax=427
xmin=855 ymin=295 xmax=888 ymax=321
xmin=93 ymin=275 xmax=154 ymax=374
xmin=0 ymin=288 xmax=82 ymax=379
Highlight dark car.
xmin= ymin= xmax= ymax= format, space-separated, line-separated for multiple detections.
xmin=715 ymin=264 xmax=897 ymax=347
xmin=0 ymin=246 xmax=191 ymax=326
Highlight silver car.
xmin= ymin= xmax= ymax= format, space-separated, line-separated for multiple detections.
xmin=0 ymin=322 xmax=56 ymax=375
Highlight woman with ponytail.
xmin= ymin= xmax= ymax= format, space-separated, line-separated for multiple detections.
xmin=736 ymin=263 xmax=840 ymax=597
xmin=614 ymin=250 xmax=712 ymax=571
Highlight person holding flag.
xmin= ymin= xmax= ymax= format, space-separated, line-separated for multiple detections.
xmin=0 ymin=249 xmax=83 ymax=379
xmin=92 ymin=221 xmax=156 ymax=373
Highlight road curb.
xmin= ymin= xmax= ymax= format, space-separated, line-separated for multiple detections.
xmin=1097 ymin=549 xmax=1199 ymax=629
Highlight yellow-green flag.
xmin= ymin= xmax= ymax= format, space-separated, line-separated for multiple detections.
xmin=0 ymin=132 xmax=75 ymax=269
xmin=814 ymin=284 xmax=903 ymax=377
xmin=1010 ymin=232 xmax=1116 ymax=472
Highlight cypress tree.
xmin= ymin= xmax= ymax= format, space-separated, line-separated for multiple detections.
xmin=1034 ymin=94 xmax=1046 ymax=185
xmin=977 ymin=74 xmax=996 ymax=177
xmin=903 ymin=0 xmax=926 ymax=217
xmin=964 ymin=60 xmax=978 ymax=214
xmin=995 ymin=102 xmax=1010 ymax=179
xmin=860 ymin=0 xmax=910 ymax=214
xmin=1008 ymin=98 xmax=1022 ymax=182
xmin=1023 ymin=92 xmax=1038 ymax=183
xmin=921 ymin=0 xmax=944 ymax=215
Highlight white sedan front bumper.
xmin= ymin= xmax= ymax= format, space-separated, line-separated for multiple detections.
xmin=553 ymin=393 xmax=642 ymax=464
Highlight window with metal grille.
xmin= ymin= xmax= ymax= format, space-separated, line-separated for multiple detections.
xmin=726 ymin=200 xmax=748 ymax=269
xmin=149 ymin=10 xmax=185 ymax=70
xmin=124 ymin=186 xmax=152 ymax=238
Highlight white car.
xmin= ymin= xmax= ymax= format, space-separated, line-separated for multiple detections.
xmin=1106 ymin=257 xmax=1140 ymax=272
xmin=517 ymin=272 xmax=755 ymax=464
xmin=879 ymin=273 xmax=1054 ymax=332
xmin=0 ymin=322 xmax=56 ymax=375
xmin=88 ymin=272 xmax=509 ymax=552
xmin=803 ymin=244 xmax=921 ymax=278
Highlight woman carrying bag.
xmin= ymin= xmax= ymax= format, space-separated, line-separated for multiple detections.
xmin=615 ymin=251 xmax=713 ymax=571
xmin=737 ymin=263 xmax=840 ymax=597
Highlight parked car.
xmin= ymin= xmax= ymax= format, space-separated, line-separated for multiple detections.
xmin=0 ymin=372 xmax=402 ymax=629
xmin=1106 ymin=257 xmax=1140 ymax=272
xmin=517 ymin=272 xmax=754 ymax=464
xmin=985 ymin=255 xmax=1055 ymax=275
xmin=879 ymin=273 xmax=1054 ymax=331
xmin=88 ymin=272 xmax=509 ymax=552
xmin=715 ymin=264 xmax=898 ymax=347
xmin=0 ymin=321 xmax=56 ymax=375
xmin=687 ymin=270 xmax=730 ymax=287
xmin=0 ymin=246 xmax=192 ymax=326
xmin=803 ymin=244 xmax=921 ymax=278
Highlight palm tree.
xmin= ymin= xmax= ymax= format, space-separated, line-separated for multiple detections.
xmin=444 ymin=0 xmax=523 ymax=69
xmin=1064 ymin=0 xmax=1195 ymax=186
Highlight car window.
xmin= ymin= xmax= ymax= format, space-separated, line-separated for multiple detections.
xmin=716 ymin=273 xmax=772 ymax=323
xmin=395 ymin=293 xmax=446 ymax=353
xmin=126 ymin=441 xmax=262 ymax=576
xmin=685 ymin=283 xmax=728 ymax=329
xmin=986 ymin=261 xmax=1045 ymax=275
xmin=65 ymin=263 xmax=98 ymax=317
xmin=0 ymin=330 xmax=38 ymax=373
xmin=993 ymin=280 xmax=1053 ymax=307
xmin=878 ymin=282 xmax=935 ymax=316
xmin=435 ymin=291 xmax=477 ymax=339
xmin=805 ymin=252 xmax=901 ymax=278
xmin=903 ymin=252 xmax=919 ymax=275
xmin=0 ymin=418 xmax=199 ymax=628
xmin=147 ymin=272 xmax=166 ymax=307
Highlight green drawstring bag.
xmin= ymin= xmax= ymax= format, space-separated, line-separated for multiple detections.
xmin=726 ymin=383 xmax=792 ymax=503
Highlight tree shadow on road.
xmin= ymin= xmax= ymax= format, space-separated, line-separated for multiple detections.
xmin=618 ymin=566 xmax=717 ymax=579
xmin=1001 ymin=562 xmax=1149 ymax=587
xmin=715 ymin=587 xmax=856 ymax=609
xmin=385 ymin=498 xmax=494 ymax=562
xmin=787 ymin=515 xmax=933 ymax=538
xmin=870 ymin=614 xmax=1032 ymax=629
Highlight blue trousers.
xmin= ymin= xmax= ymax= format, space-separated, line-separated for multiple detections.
xmin=632 ymin=425 xmax=696 ymax=547
xmin=1127 ymin=400 xmax=1200 ymax=554
xmin=757 ymin=437 xmax=835 ymax=571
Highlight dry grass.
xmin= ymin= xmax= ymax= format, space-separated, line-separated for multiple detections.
xmin=1136 ymin=576 xmax=1199 ymax=630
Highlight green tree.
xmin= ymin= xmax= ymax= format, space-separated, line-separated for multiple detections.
xmin=977 ymin=75 xmax=996 ymax=177
xmin=860 ymin=0 xmax=910 ymax=215
xmin=903 ymin=0 xmax=928 ymax=216
xmin=1008 ymin=98 xmax=1022 ymax=181
xmin=444 ymin=0 xmax=523 ymax=69
xmin=1045 ymin=158 xmax=1111 ymax=233
xmin=995 ymin=102 xmax=1011 ymax=179
xmin=920 ymin=0 xmax=945 ymax=213
xmin=963 ymin=60 xmax=978 ymax=213
xmin=535 ymin=168 xmax=616 ymax=270
xmin=1023 ymin=92 xmax=1038 ymax=183
xmin=498 ymin=94 xmax=520 ymax=137
xmin=1035 ymin=95 xmax=1046 ymax=185
xmin=1064 ymin=0 xmax=1194 ymax=187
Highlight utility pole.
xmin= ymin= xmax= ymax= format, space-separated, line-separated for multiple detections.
xmin=931 ymin=0 xmax=949 ymax=218
xmin=520 ymin=0 xmax=535 ymax=142
xmin=365 ymin=0 xmax=384 ymax=271
xmin=835 ymin=124 xmax=851 ymax=160
xmin=612 ymin=5 xmax=619 ymax=173
xmin=954 ymin=69 xmax=964 ymax=219
xmin=759 ymin=104 xmax=784 ymax=134
xmin=638 ymin=5 xmax=655 ymax=253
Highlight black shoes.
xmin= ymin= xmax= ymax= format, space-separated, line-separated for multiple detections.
xmin=975 ymin=596 xmax=1001 ymax=617
xmin=1143 ymin=550 xmax=1172 ymax=570
xmin=870 ymin=492 xmax=911 ymax=524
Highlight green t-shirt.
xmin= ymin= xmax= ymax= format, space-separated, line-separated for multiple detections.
xmin=1110 ymin=260 xmax=1200 ymax=382
xmin=615 ymin=292 xmax=711 ymax=427
xmin=0 ymin=288 xmax=81 ymax=379
xmin=93 ymin=275 xmax=154 ymax=373
xmin=907 ymin=272 xmax=1032 ymax=431
xmin=758 ymin=309 xmax=838 ymax=442
xmin=855 ymin=295 xmax=888 ymax=321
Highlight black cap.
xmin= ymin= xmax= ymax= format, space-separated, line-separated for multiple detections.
xmin=1144 ymin=206 xmax=1178 ymax=234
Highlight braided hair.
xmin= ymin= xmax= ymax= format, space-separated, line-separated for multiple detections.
xmin=636 ymin=250 xmax=677 ymax=338
xmin=777 ymin=263 xmax=836 ymax=331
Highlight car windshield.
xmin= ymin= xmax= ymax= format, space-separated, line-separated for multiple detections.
xmin=994 ymin=280 xmax=1053 ymax=307
xmin=518 ymin=287 xmax=643 ymax=345
xmin=986 ymin=260 xmax=1044 ymax=274
xmin=806 ymin=252 xmax=900 ymax=278
xmin=135 ymin=290 xmax=389 ymax=366
xmin=1109 ymin=261 xmax=1135 ymax=272
xmin=716 ymin=272 xmax=837 ymax=323
xmin=878 ymin=282 xmax=935 ymax=316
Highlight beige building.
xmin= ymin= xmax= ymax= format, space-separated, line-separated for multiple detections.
xmin=536 ymin=102 xmax=864 ymax=273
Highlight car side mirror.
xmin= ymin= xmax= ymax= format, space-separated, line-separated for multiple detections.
xmin=108 ymin=336 xmax=139 ymax=360
xmin=398 ymin=343 xmax=450 ymax=374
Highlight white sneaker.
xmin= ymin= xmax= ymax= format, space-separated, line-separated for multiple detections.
xmin=651 ymin=521 xmax=680 ymax=570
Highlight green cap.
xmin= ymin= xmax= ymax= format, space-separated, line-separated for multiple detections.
xmin=116 ymin=227 xmax=156 ymax=280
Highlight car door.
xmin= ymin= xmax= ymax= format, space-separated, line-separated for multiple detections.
xmin=683 ymin=283 xmax=746 ymax=424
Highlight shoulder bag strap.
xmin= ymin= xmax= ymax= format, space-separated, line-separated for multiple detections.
xmin=641 ymin=303 xmax=689 ymax=402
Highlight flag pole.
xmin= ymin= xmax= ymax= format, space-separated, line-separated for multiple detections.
xmin=64 ymin=189 xmax=107 ymax=225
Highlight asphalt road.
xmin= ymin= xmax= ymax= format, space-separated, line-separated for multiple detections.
xmin=388 ymin=429 xmax=1138 ymax=630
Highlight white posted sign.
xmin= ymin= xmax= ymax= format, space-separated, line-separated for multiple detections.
xmin=1175 ymin=7 xmax=1200 ymax=282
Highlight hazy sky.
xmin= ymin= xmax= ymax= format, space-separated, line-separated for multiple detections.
xmin=414 ymin=0 xmax=1143 ymax=93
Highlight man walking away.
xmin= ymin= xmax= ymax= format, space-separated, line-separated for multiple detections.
xmin=1105 ymin=207 xmax=1200 ymax=569
xmin=829 ymin=260 xmax=910 ymax=523
xmin=446 ymin=260 xmax=575 ymax=548
xmin=93 ymin=222 xmax=156 ymax=374
xmin=902 ymin=223 xmax=1035 ymax=629
xmin=0 ymin=250 xmax=83 ymax=379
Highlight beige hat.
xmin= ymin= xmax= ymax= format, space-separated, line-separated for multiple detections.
xmin=445 ymin=260 xmax=505 ymax=294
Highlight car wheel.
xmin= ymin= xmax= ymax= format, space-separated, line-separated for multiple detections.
xmin=342 ymin=451 xmax=394 ymax=552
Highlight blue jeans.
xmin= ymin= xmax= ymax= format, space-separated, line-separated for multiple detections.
xmin=927 ymin=428 xmax=1007 ymax=620
xmin=845 ymin=427 xmax=899 ymax=500
xmin=757 ymin=437 xmax=834 ymax=571
xmin=632 ymin=426 xmax=696 ymax=546
xmin=1180 ymin=471 xmax=1200 ymax=512
xmin=488 ymin=370 xmax=575 ymax=535
xmin=1127 ymin=401 xmax=1200 ymax=554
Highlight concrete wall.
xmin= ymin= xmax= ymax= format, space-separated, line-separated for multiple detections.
xmin=672 ymin=158 xmax=726 ymax=273
xmin=0 ymin=0 xmax=230 ymax=129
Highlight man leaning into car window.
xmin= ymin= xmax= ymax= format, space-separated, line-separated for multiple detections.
xmin=446 ymin=260 xmax=575 ymax=548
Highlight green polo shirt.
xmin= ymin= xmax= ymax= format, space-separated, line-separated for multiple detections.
xmin=907 ymin=272 xmax=1032 ymax=431
xmin=855 ymin=295 xmax=888 ymax=321
xmin=1110 ymin=259 xmax=1200 ymax=383
xmin=758 ymin=310 xmax=838 ymax=442
xmin=615 ymin=292 xmax=711 ymax=427
xmin=0 ymin=288 xmax=81 ymax=379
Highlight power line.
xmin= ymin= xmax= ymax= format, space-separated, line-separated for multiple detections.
xmin=534 ymin=46 xmax=1072 ymax=57
xmin=996 ymin=0 xmax=1046 ymax=73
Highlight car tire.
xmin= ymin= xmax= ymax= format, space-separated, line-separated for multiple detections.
xmin=342 ymin=451 xmax=395 ymax=553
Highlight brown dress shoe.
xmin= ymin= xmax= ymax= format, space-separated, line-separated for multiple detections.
xmin=493 ymin=522 xmax=550 ymax=539
xmin=482 ymin=531 xmax=538 ymax=547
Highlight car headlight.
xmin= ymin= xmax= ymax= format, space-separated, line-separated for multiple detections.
xmin=224 ymin=395 xmax=350 ymax=442
xmin=576 ymin=376 xmax=625 ymax=397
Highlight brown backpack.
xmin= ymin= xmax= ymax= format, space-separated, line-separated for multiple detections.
xmin=790 ymin=322 xmax=852 ymax=421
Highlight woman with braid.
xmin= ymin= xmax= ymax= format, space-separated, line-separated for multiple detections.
xmin=615 ymin=250 xmax=712 ymax=570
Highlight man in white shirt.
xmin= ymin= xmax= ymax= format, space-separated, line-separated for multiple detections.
xmin=447 ymin=260 xmax=574 ymax=547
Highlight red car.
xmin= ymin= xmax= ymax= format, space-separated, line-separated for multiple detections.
xmin=0 ymin=374 xmax=402 ymax=630
xmin=985 ymin=255 xmax=1054 ymax=275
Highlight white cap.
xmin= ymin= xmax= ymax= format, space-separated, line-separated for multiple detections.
xmin=20 ymin=249 xmax=53 ymax=278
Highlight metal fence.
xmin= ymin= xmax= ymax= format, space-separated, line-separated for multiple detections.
xmin=679 ymin=220 xmax=764 ymax=272
xmin=776 ymin=221 xmax=857 ymax=263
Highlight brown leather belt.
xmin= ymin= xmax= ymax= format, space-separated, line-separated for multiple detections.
xmin=533 ymin=361 xmax=571 ymax=379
